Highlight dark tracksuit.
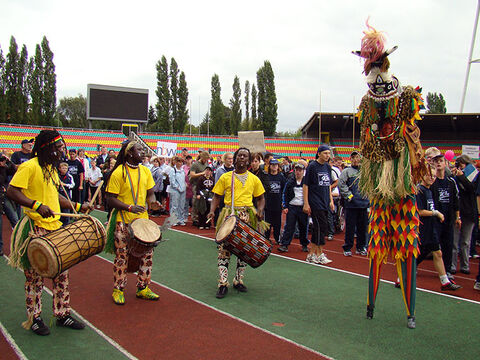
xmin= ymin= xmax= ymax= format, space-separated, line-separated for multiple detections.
xmin=338 ymin=165 xmax=369 ymax=252
xmin=281 ymin=176 xmax=309 ymax=247
xmin=264 ymin=172 xmax=286 ymax=244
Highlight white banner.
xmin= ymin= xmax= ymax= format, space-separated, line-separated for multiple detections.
xmin=462 ymin=145 xmax=480 ymax=159
xmin=157 ymin=141 xmax=177 ymax=158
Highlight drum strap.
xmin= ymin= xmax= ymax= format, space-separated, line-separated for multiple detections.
xmin=230 ymin=171 xmax=235 ymax=213
xmin=125 ymin=165 xmax=141 ymax=206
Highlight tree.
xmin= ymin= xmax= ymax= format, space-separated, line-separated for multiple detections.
xmin=57 ymin=94 xmax=87 ymax=128
xmin=256 ymin=60 xmax=278 ymax=136
xmin=155 ymin=56 xmax=170 ymax=132
xmin=209 ymin=74 xmax=224 ymax=135
xmin=28 ymin=44 xmax=43 ymax=125
xmin=175 ymin=71 xmax=189 ymax=133
xmin=169 ymin=58 xmax=179 ymax=131
xmin=199 ymin=112 xmax=209 ymax=134
xmin=229 ymin=75 xmax=241 ymax=135
xmin=426 ymin=92 xmax=447 ymax=114
xmin=5 ymin=37 xmax=22 ymax=124
xmin=251 ymin=83 xmax=258 ymax=130
xmin=41 ymin=36 xmax=56 ymax=126
xmin=147 ymin=105 xmax=157 ymax=130
xmin=0 ymin=46 xmax=7 ymax=123
xmin=244 ymin=80 xmax=250 ymax=122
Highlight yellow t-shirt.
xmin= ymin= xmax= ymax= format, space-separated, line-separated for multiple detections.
xmin=212 ymin=171 xmax=265 ymax=207
xmin=106 ymin=164 xmax=155 ymax=224
xmin=9 ymin=158 xmax=62 ymax=230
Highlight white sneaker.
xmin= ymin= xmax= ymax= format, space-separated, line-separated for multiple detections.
xmin=306 ymin=254 xmax=317 ymax=263
xmin=318 ymin=253 xmax=332 ymax=265
xmin=474 ymin=281 xmax=480 ymax=291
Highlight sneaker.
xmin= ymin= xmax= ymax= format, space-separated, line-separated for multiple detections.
xmin=327 ymin=234 xmax=334 ymax=241
xmin=474 ymin=281 xmax=480 ymax=291
xmin=343 ymin=250 xmax=353 ymax=257
xmin=216 ymin=285 xmax=228 ymax=299
xmin=394 ymin=278 xmax=401 ymax=288
xmin=306 ymin=254 xmax=317 ymax=263
xmin=233 ymin=282 xmax=248 ymax=292
xmin=136 ymin=286 xmax=160 ymax=300
xmin=31 ymin=317 xmax=50 ymax=336
xmin=441 ymin=281 xmax=462 ymax=291
xmin=472 ymin=254 xmax=480 ymax=259
xmin=112 ymin=289 xmax=125 ymax=305
xmin=407 ymin=316 xmax=416 ymax=329
xmin=318 ymin=253 xmax=332 ymax=264
xmin=278 ymin=245 xmax=288 ymax=252
xmin=180 ymin=222 xmax=186 ymax=226
xmin=450 ymin=269 xmax=457 ymax=275
xmin=460 ymin=269 xmax=470 ymax=275
xmin=199 ymin=226 xmax=204 ymax=230
xmin=446 ymin=272 xmax=455 ymax=281
xmin=56 ymin=315 xmax=85 ymax=330
xmin=301 ymin=246 xmax=309 ymax=252
xmin=357 ymin=249 xmax=368 ymax=256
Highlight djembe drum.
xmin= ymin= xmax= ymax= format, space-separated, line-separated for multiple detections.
xmin=126 ymin=218 xmax=162 ymax=272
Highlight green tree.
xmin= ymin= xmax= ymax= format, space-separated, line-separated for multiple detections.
xmin=57 ymin=94 xmax=87 ymax=128
xmin=169 ymin=58 xmax=179 ymax=131
xmin=28 ymin=44 xmax=43 ymax=125
xmin=146 ymin=105 xmax=157 ymax=130
xmin=175 ymin=71 xmax=189 ymax=133
xmin=244 ymin=80 xmax=250 ymax=122
xmin=209 ymin=74 xmax=224 ymax=135
xmin=155 ymin=56 xmax=170 ymax=132
xmin=41 ymin=36 xmax=56 ymax=126
xmin=0 ymin=46 xmax=7 ymax=123
xmin=250 ymin=83 xmax=258 ymax=130
xmin=229 ymin=75 xmax=241 ymax=135
xmin=256 ymin=60 xmax=278 ymax=136
xmin=199 ymin=112 xmax=209 ymax=134
xmin=5 ymin=37 xmax=22 ymax=124
xmin=426 ymin=92 xmax=447 ymax=114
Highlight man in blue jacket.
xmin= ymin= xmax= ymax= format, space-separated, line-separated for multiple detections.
xmin=338 ymin=151 xmax=369 ymax=256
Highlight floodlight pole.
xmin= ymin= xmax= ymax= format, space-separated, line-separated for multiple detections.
xmin=460 ymin=0 xmax=480 ymax=113
xmin=318 ymin=91 xmax=322 ymax=145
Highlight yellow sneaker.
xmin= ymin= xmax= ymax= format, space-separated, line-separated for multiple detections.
xmin=136 ymin=286 xmax=159 ymax=301
xmin=112 ymin=289 xmax=125 ymax=305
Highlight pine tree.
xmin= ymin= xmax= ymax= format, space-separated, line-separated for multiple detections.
xmin=426 ymin=92 xmax=447 ymax=114
xmin=41 ymin=36 xmax=56 ymax=126
xmin=256 ymin=61 xmax=277 ymax=136
xmin=199 ymin=112 xmax=209 ymax=134
xmin=209 ymin=74 xmax=224 ymax=135
xmin=147 ymin=105 xmax=156 ymax=126
xmin=5 ymin=36 xmax=21 ymax=124
xmin=176 ymin=71 xmax=189 ymax=133
xmin=229 ymin=75 xmax=241 ymax=135
xmin=250 ymin=83 xmax=258 ymax=130
xmin=28 ymin=44 xmax=43 ymax=125
xmin=0 ymin=46 xmax=7 ymax=123
xmin=155 ymin=56 xmax=170 ymax=132
xmin=169 ymin=58 xmax=179 ymax=132
xmin=244 ymin=80 xmax=250 ymax=122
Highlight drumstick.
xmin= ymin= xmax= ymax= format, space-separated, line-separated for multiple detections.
xmin=86 ymin=180 xmax=104 ymax=215
xmin=53 ymin=212 xmax=88 ymax=218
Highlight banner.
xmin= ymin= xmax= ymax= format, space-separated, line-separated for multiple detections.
xmin=462 ymin=145 xmax=480 ymax=159
xmin=157 ymin=141 xmax=177 ymax=158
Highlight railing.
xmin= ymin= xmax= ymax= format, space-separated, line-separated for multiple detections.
xmin=129 ymin=131 xmax=156 ymax=157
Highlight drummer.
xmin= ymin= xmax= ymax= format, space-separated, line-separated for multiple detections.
xmin=7 ymin=129 xmax=90 ymax=336
xmin=105 ymin=141 xmax=162 ymax=305
xmin=207 ymin=147 xmax=266 ymax=299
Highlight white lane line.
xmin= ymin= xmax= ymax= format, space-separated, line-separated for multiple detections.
xmin=0 ymin=321 xmax=28 ymax=360
xmin=169 ymin=228 xmax=480 ymax=306
xmin=97 ymin=255 xmax=333 ymax=360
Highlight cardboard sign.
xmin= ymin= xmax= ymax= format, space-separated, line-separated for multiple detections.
xmin=462 ymin=145 xmax=479 ymax=160
xmin=238 ymin=131 xmax=266 ymax=153
xmin=157 ymin=141 xmax=177 ymax=158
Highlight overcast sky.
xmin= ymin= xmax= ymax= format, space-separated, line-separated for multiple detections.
xmin=1 ymin=0 xmax=479 ymax=132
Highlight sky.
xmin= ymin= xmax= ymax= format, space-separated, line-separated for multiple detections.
xmin=1 ymin=0 xmax=479 ymax=132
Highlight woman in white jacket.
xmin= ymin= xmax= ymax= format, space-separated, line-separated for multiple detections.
xmin=168 ymin=156 xmax=187 ymax=225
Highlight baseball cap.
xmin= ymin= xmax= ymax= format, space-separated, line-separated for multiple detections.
xmin=269 ymin=158 xmax=279 ymax=165
xmin=317 ymin=145 xmax=330 ymax=153
xmin=294 ymin=163 xmax=305 ymax=169
xmin=425 ymin=147 xmax=442 ymax=159
xmin=21 ymin=139 xmax=34 ymax=145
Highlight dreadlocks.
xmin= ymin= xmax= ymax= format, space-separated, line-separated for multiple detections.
xmin=233 ymin=147 xmax=252 ymax=165
xmin=31 ymin=130 xmax=64 ymax=183
xmin=110 ymin=140 xmax=139 ymax=182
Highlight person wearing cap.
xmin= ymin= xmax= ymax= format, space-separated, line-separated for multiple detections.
xmin=67 ymin=149 xmax=85 ymax=203
xmin=278 ymin=162 xmax=309 ymax=252
xmin=181 ymin=147 xmax=189 ymax=158
xmin=195 ymin=165 xmax=214 ymax=229
xmin=264 ymin=158 xmax=286 ymax=245
xmin=11 ymin=139 xmax=34 ymax=169
xmin=303 ymin=145 xmax=334 ymax=265
xmin=431 ymin=150 xmax=460 ymax=279
xmin=338 ymin=151 xmax=369 ymax=256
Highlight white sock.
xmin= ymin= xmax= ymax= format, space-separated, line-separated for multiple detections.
xmin=440 ymin=275 xmax=450 ymax=285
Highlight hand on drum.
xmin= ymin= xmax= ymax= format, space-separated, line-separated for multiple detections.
xmin=80 ymin=202 xmax=94 ymax=213
xmin=37 ymin=204 xmax=55 ymax=218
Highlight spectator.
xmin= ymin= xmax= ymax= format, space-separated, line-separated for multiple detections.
xmin=67 ymin=149 xmax=85 ymax=203
xmin=281 ymin=157 xmax=292 ymax=177
xmin=475 ymin=171 xmax=480 ymax=290
xmin=183 ymin=155 xmax=194 ymax=222
xmin=264 ymin=158 xmax=286 ymax=244
xmin=416 ymin=165 xmax=461 ymax=290
xmin=150 ymin=156 xmax=164 ymax=216
xmin=88 ymin=158 xmax=103 ymax=208
xmin=77 ymin=149 xmax=91 ymax=204
xmin=303 ymin=145 xmax=334 ymax=265
xmin=181 ymin=147 xmax=189 ymax=158
xmin=278 ymin=162 xmax=309 ymax=253
xmin=168 ymin=156 xmax=187 ymax=226
xmin=431 ymin=149 xmax=460 ymax=279
xmin=58 ymin=162 xmax=75 ymax=225
xmin=262 ymin=153 xmax=273 ymax=173
xmin=102 ymin=157 xmax=116 ymax=216
xmin=195 ymin=165 xmax=215 ymax=229
xmin=10 ymin=138 xmax=33 ymax=168
xmin=327 ymin=157 xmax=341 ymax=240
xmin=338 ymin=151 xmax=369 ymax=256
xmin=214 ymin=152 xmax=234 ymax=183
xmin=189 ymin=151 xmax=210 ymax=226
xmin=0 ymin=154 xmax=18 ymax=255
xmin=142 ymin=155 xmax=153 ymax=170
xmin=96 ymin=146 xmax=109 ymax=170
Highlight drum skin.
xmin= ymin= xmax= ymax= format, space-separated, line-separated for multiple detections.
xmin=215 ymin=215 xmax=272 ymax=268
xmin=127 ymin=218 xmax=162 ymax=257
xmin=27 ymin=217 xmax=106 ymax=278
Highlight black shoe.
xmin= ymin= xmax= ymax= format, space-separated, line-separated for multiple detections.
xmin=366 ymin=305 xmax=374 ymax=319
xmin=450 ymin=269 xmax=457 ymax=275
xmin=192 ymin=221 xmax=199 ymax=227
xmin=301 ymin=246 xmax=309 ymax=252
xmin=56 ymin=315 xmax=85 ymax=330
xmin=460 ymin=269 xmax=470 ymax=275
xmin=407 ymin=316 xmax=416 ymax=329
xmin=278 ymin=245 xmax=288 ymax=252
xmin=233 ymin=283 xmax=248 ymax=293
xmin=216 ymin=285 xmax=228 ymax=299
xmin=31 ymin=317 xmax=50 ymax=336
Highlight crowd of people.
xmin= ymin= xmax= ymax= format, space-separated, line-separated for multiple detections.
xmin=1 ymin=135 xmax=480 ymax=335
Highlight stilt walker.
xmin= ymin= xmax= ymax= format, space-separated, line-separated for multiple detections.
xmin=352 ymin=21 xmax=427 ymax=329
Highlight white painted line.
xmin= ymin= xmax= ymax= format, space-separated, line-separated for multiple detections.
xmin=97 ymin=255 xmax=334 ymax=360
xmin=169 ymin=228 xmax=480 ymax=306
xmin=0 ymin=321 xmax=28 ymax=360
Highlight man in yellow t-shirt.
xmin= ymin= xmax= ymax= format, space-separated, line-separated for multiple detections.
xmin=207 ymin=147 xmax=265 ymax=299
xmin=7 ymin=130 xmax=90 ymax=336
xmin=106 ymin=141 xmax=161 ymax=305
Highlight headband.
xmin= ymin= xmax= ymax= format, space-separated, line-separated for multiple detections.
xmin=124 ymin=141 xmax=138 ymax=156
xmin=40 ymin=135 xmax=62 ymax=148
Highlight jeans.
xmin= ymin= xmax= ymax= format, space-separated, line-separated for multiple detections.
xmin=169 ymin=191 xmax=186 ymax=223
xmin=343 ymin=207 xmax=368 ymax=252
xmin=439 ymin=221 xmax=454 ymax=273
xmin=281 ymin=205 xmax=309 ymax=247
xmin=452 ymin=219 xmax=474 ymax=272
